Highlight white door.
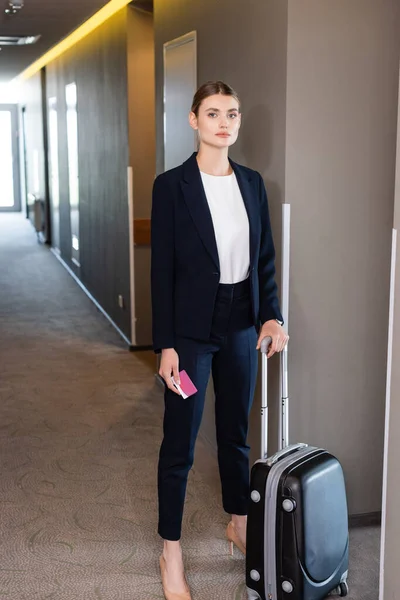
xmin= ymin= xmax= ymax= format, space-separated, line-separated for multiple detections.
xmin=0 ymin=105 xmax=20 ymax=212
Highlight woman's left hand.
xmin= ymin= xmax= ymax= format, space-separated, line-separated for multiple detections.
xmin=256 ymin=320 xmax=289 ymax=358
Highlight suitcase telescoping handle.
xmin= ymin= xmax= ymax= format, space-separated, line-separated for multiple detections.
xmin=260 ymin=336 xmax=289 ymax=460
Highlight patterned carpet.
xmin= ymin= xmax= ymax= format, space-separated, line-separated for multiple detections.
xmin=0 ymin=213 xmax=380 ymax=600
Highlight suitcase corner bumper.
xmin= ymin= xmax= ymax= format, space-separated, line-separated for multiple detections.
xmin=246 ymin=586 xmax=262 ymax=600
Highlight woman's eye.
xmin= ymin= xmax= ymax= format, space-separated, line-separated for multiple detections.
xmin=228 ymin=113 xmax=238 ymax=119
xmin=208 ymin=112 xmax=217 ymax=118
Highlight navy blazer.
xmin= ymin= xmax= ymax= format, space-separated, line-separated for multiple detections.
xmin=151 ymin=152 xmax=283 ymax=353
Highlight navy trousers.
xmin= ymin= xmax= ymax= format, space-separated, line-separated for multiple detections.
xmin=158 ymin=277 xmax=258 ymax=541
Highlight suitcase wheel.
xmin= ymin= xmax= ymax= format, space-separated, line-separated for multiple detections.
xmin=330 ymin=582 xmax=349 ymax=597
xmin=338 ymin=582 xmax=349 ymax=597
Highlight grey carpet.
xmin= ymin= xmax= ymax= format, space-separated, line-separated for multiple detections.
xmin=0 ymin=213 xmax=380 ymax=600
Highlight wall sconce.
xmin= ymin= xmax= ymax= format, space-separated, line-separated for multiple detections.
xmin=4 ymin=0 xmax=24 ymax=15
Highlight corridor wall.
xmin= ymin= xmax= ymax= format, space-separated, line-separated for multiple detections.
xmin=22 ymin=9 xmax=132 ymax=340
xmin=153 ymin=0 xmax=400 ymax=516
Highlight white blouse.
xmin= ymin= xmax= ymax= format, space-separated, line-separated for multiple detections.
xmin=200 ymin=171 xmax=250 ymax=284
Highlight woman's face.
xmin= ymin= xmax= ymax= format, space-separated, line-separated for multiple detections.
xmin=189 ymin=93 xmax=241 ymax=150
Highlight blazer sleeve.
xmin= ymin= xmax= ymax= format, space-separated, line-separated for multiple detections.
xmin=151 ymin=174 xmax=175 ymax=353
xmin=257 ymin=172 xmax=284 ymax=325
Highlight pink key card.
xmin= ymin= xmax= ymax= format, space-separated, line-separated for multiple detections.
xmin=171 ymin=370 xmax=198 ymax=399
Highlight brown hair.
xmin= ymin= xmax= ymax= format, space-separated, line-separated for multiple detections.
xmin=191 ymin=81 xmax=241 ymax=116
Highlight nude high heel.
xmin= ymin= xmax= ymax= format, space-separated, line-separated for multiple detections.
xmin=159 ymin=555 xmax=192 ymax=600
xmin=226 ymin=521 xmax=246 ymax=556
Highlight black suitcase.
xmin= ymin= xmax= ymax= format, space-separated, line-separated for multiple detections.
xmin=246 ymin=338 xmax=349 ymax=600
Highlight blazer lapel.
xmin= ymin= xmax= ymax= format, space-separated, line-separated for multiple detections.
xmin=230 ymin=159 xmax=258 ymax=268
xmin=180 ymin=153 xmax=220 ymax=271
xmin=180 ymin=153 xmax=259 ymax=272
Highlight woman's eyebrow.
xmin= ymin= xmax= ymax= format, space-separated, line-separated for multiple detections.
xmin=205 ymin=107 xmax=238 ymax=112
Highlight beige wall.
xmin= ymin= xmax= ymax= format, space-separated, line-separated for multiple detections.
xmin=127 ymin=6 xmax=156 ymax=345
xmin=381 ymin=64 xmax=400 ymax=600
xmin=153 ymin=0 xmax=288 ymax=189
xmin=285 ymin=0 xmax=400 ymax=515
xmin=153 ymin=0 xmax=400 ymax=515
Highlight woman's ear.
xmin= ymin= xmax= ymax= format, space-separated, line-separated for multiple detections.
xmin=189 ymin=111 xmax=198 ymax=131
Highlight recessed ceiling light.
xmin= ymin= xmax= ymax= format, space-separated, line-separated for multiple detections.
xmin=0 ymin=35 xmax=41 ymax=45
xmin=4 ymin=0 xmax=24 ymax=16
xmin=22 ymin=36 xmax=40 ymax=45
xmin=5 ymin=0 xmax=24 ymax=10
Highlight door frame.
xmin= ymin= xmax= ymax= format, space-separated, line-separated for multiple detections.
xmin=0 ymin=104 xmax=21 ymax=212
xmin=379 ymin=61 xmax=400 ymax=600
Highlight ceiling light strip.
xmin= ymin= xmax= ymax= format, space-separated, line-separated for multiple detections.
xmin=17 ymin=0 xmax=131 ymax=81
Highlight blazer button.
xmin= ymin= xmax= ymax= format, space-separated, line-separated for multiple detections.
xmin=213 ymin=272 xmax=219 ymax=276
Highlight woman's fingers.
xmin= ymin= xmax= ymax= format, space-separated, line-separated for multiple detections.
xmin=168 ymin=378 xmax=181 ymax=394
xmin=278 ymin=335 xmax=288 ymax=353
xmin=159 ymin=368 xmax=181 ymax=395
xmin=266 ymin=334 xmax=289 ymax=358
xmin=159 ymin=349 xmax=181 ymax=395
xmin=172 ymin=364 xmax=180 ymax=385
xmin=267 ymin=336 xmax=278 ymax=358
xmin=162 ymin=370 xmax=181 ymax=394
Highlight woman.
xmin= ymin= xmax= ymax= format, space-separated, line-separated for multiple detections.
xmin=151 ymin=81 xmax=288 ymax=600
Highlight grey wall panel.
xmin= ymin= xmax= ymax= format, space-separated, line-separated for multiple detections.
xmin=285 ymin=0 xmax=400 ymax=515
xmin=134 ymin=247 xmax=152 ymax=343
xmin=127 ymin=6 xmax=156 ymax=346
xmin=127 ymin=7 xmax=156 ymax=219
xmin=21 ymin=73 xmax=47 ymax=227
xmin=44 ymin=9 xmax=131 ymax=339
xmin=153 ymin=0 xmax=289 ymax=464
xmin=46 ymin=63 xmax=72 ymax=264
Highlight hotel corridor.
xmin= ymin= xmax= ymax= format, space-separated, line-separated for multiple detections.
xmin=0 ymin=214 xmax=379 ymax=600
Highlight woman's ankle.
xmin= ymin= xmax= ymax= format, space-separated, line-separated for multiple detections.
xmin=163 ymin=539 xmax=182 ymax=558
xmin=231 ymin=514 xmax=247 ymax=529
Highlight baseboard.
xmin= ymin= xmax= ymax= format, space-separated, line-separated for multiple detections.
xmin=129 ymin=344 xmax=153 ymax=352
xmin=349 ymin=512 xmax=382 ymax=527
xmin=51 ymin=248 xmax=135 ymax=349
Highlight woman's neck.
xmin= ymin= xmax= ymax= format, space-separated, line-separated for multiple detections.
xmin=196 ymin=146 xmax=232 ymax=176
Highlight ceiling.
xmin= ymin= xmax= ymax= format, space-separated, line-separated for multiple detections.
xmin=0 ymin=0 xmax=118 ymax=83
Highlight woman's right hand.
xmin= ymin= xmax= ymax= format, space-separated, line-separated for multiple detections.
xmin=159 ymin=348 xmax=181 ymax=395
